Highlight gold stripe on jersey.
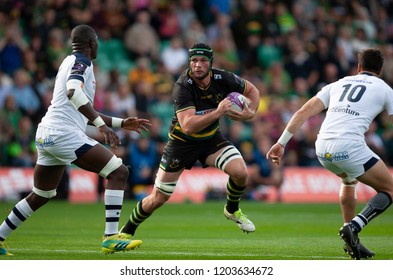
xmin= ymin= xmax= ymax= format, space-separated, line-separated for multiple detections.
xmin=170 ymin=122 xmax=219 ymax=141
xmin=176 ymin=106 xmax=195 ymax=114
xmin=168 ymin=133 xmax=187 ymax=142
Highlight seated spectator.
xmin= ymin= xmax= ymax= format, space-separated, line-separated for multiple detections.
xmin=127 ymin=134 xmax=160 ymax=199
xmin=7 ymin=116 xmax=36 ymax=167
xmin=128 ymin=56 xmax=155 ymax=88
xmin=160 ymin=36 xmax=188 ymax=79
xmin=243 ymin=136 xmax=284 ymax=202
xmin=0 ymin=21 xmax=27 ymax=76
xmin=0 ymin=70 xmax=12 ymax=108
xmin=124 ymin=9 xmax=160 ymax=62
xmin=9 ymin=69 xmax=42 ymax=125
xmin=110 ymin=81 xmax=137 ymax=119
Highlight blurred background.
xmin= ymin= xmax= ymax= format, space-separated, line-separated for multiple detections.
xmin=0 ymin=0 xmax=392 ymax=203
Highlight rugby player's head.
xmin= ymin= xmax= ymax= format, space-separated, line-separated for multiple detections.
xmin=188 ymin=43 xmax=213 ymax=79
xmin=188 ymin=43 xmax=213 ymax=62
xmin=71 ymin=24 xmax=98 ymax=60
xmin=358 ymin=48 xmax=383 ymax=75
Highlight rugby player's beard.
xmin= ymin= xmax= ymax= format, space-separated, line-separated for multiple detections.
xmin=191 ymin=69 xmax=209 ymax=80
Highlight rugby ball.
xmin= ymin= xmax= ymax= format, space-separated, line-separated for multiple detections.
xmin=227 ymin=92 xmax=248 ymax=112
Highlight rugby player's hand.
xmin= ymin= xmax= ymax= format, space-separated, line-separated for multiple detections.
xmin=217 ymin=98 xmax=233 ymax=116
xmin=266 ymin=143 xmax=285 ymax=165
xmin=98 ymin=125 xmax=121 ymax=148
xmin=226 ymin=103 xmax=255 ymax=121
xmin=122 ymin=117 xmax=152 ymax=134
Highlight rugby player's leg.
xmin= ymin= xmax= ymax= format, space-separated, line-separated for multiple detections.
xmin=206 ymin=147 xmax=255 ymax=233
xmin=73 ymin=144 xmax=141 ymax=254
xmin=340 ymin=159 xmax=393 ymax=259
xmin=0 ymin=164 xmax=65 ymax=255
xmin=353 ymin=159 xmax=393 ymax=231
xmin=120 ymin=168 xmax=183 ymax=236
xmin=337 ymin=174 xmax=375 ymax=259
xmin=73 ymin=143 xmax=129 ymax=235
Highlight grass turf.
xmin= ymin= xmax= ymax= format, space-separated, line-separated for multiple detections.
xmin=1 ymin=200 xmax=392 ymax=260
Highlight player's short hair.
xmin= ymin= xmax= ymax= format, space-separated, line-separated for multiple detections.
xmin=188 ymin=43 xmax=213 ymax=62
xmin=358 ymin=48 xmax=383 ymax=74
xmin=71 ymin=24 xmax=97 ymax=47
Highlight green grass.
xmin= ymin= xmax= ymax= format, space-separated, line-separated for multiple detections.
xmin=1 ymin=200 xmax=393 ymax=260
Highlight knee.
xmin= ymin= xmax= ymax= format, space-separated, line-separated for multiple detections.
xmin=228 ymin=164 xmax=248 ymax=185
xmin=108 ymin=164 xmax=129 ymax=183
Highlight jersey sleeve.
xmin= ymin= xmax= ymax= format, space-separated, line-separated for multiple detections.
xmin=384 ymin=88 xmax=393 ymax=116
xmin=172 ymin=83 xmax=195 ymax=114
xmin=67 ymin=53 xmax=92 ymax=84
xmin=315 ymin=83 xmax=332 ymax=109
xmin=222 ymin=71 xmax=246 ymax=95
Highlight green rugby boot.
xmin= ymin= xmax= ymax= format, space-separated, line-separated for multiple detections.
xmin=224 ymin=205 xmax=255 ymax=233
xmin=101 ymin=233 xmax=142 ymax=255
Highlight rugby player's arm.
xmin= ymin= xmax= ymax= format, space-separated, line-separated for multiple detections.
xmin=243 ymin=80 xmax=260 ymax=114
xmin=266 ymin=96 xmax=325 ymax=165
xmin=285 ymin=96 xmax=325 ymax=134
xmin=66 ymin=87 xmax=113 ymax=127
xmin=177 ymin=99 xmax=232 ymax=135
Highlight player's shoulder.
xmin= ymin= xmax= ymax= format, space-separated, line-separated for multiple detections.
xmin=211 ymin=68 xmax=244 ymax=85
xmin=72 ymin=52 xmax=92 ymax=67
xmin=175 ymin=69 xmax=192 ymax=87
xmin=211 ymin=67 xmax=235 ymax=79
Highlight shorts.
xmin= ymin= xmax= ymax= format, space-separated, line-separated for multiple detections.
xmin=35 ymin=126 xmax=98 ymax=166
xmin=315 ymin=138 xmax=380 ymax=179
xmin=160 ymin=132 xmax=232 ymax=172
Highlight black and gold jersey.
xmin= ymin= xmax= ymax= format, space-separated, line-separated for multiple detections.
xmin=168 ymin=68 xmax=246 ymax=142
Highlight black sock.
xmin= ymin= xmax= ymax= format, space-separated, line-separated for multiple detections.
xmin=122 ymin=200 xmax=151 ymax=236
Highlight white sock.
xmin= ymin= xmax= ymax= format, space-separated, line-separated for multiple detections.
xmin=104 ymin=189 xmax=124 ymax=236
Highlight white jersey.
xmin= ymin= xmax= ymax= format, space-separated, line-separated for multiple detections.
xmin=317 ymin=73 xmax=393 ymax=141
xmin=39 ymin=52 xmax=96 ymax=132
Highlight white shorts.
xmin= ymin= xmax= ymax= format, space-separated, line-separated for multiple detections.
xmin=315 ymin=138 xmax=380 ymax=179
xmin=35 ymin=126 xmax=98 ymax=166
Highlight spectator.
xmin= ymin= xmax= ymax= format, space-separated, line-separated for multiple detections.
xmin=284 ymin=35 xmax=319 ymax=93
xmin=102 ymin=0 xmax=128 ymax=39
xmin=156 ymin=1 xmax=181 ymax=40
xmin=160 ymin=36 xmax=188 ymax=79
xmin=0 ymin=70 xmax=12 ymax=108
xmin=0 ymin=20 xmax=27 ymax=76
xmin=0 ymin=95 xmax=22 ymax=165
xmin=262 ymin=61 xmax=291 ymax=97
xmin=183 ymin=18 xmax=208 ymax=48
xmin=0 ymin=95 xmax=23 ymax=137
xmin=110 ymin=81 xmax=137 ymax=119
xmin=231 ymin=0 xmax=269 ymax=62
xmin=245 ymin=135 xmax=284 ymax=202
xmin=175 ymin=0 xmax=198 ymax=36
xmin=127 ymin=134 xmax=160 ymax=198
xmin=9 ymin=69 xmax=41 ymax=124
xmin=7 ymin=116 xmax=36 ymax=167
xmin=124 ymin=9 xmax=160 ymax=62
xmin=210 ymin=30 xmax=240 ymax=73
xmin=45 ymin=28 xmax=69 ymax=78
xmin=128 ymin=56 xmax=156 ymax=89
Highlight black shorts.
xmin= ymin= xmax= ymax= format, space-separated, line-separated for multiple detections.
xmin=160 ymin=132 xmax=232 ymax=172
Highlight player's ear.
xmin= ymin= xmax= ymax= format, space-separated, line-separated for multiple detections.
xmin=89 ymin=39 xmax=96 ymax=49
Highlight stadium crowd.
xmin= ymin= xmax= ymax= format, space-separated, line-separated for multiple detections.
xmin=1 ymin=0 xmax=393 ymax=199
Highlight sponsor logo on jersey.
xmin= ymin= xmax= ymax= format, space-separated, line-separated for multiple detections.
xmin=196 ymin=109 xmax=215 ymax=115
xmin=330 ymin=104 xmax=360 ymax=116
xmin=35 ymin=137 xmax=55 ymax=148
xmin=317 ymin=151 xmax=349 ymax=161
xmin=214 ymin=74 xmax=222 ymax=80
xmin=187 ymin=78 xmax=193 ymax=84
